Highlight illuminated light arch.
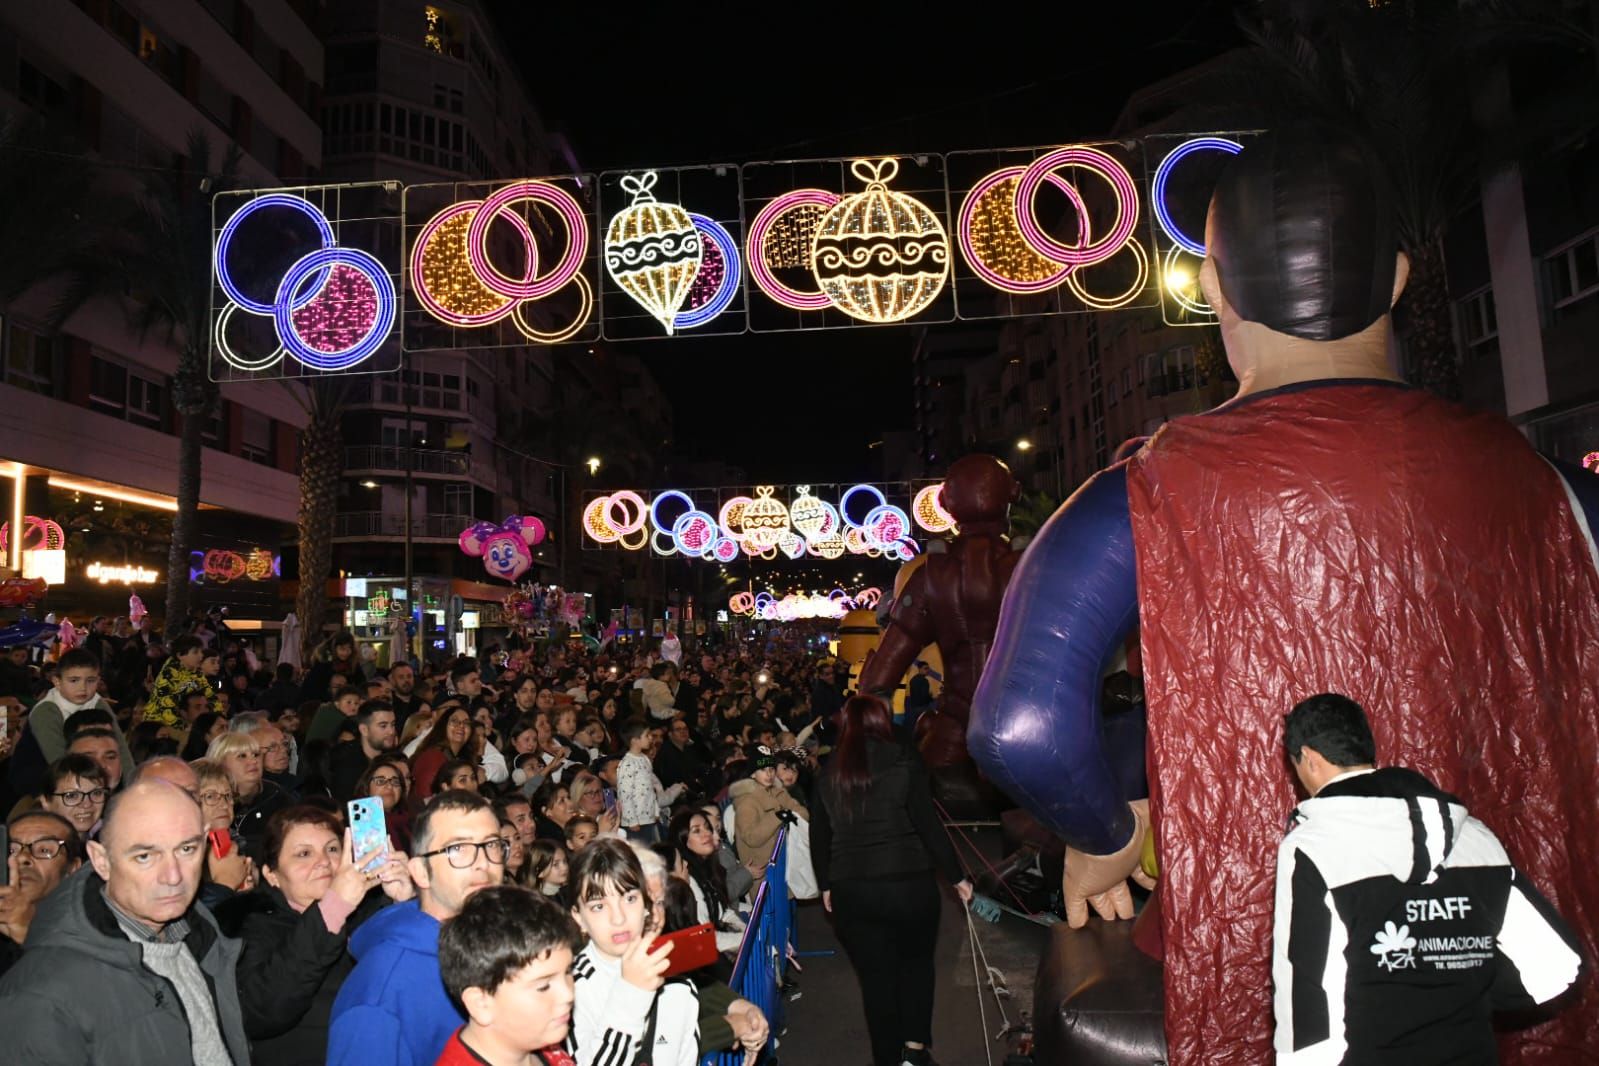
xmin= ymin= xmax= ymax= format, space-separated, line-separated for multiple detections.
xmin=213 ymin=302 xmax=284 ymax=372
xmin=957 ymin=166 xmax=1080 ymax=294
xmin=215 ymin=193 xmax=335 ymax=315
xmin=1013 ymin=145 xmax=1138 ymax=269
xmin=719 ymin=496 xmax=754 ymax=541
xmin=0 ymin=516 xmax=66 ymax=553
xmin=1065 ymin=236 xmax=1150 ymax=311
xmin=746 ymin=189 xmax=841 ymax=310
xmin=711 ymin=537 xmax=741 ymax=563
xmin=650 ymin=529 xmax=679 ymax=557
xmin=671 ymin=510 xmax=719 ymax=556
xmin=1152 ymin=137 xmax=1243 ymax=256
xmin=1163 ymin=244 xmax=1212 ymax=316
xmin=273 ymin=247 xmax=395 ymax=371
xmin=617 ymin=527 xmax=648 ymax=551
xmin=465 ymin=180 xmax=588 ymax=301
xmin=862 ymin=504 xmax=912 ymax=550
xmin=674 ymin=214 xmax=741 ymax=330
xmin=583 ymin=496 xmax=621 ymax=543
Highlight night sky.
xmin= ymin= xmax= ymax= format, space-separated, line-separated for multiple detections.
xmin=485 ymin=3 xmax=1246 ymax=482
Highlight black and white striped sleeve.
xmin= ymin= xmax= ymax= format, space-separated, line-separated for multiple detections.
xmin=1490 ymin=867 xmax=1584 ymax=1011
xmin=1273 ymin=841 xmax=1348 ymax=1065
xmin=569 ymin=953 xmax=655 ymax=1066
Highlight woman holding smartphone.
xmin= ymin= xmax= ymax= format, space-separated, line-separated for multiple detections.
xmin=215 ymin=805 xmax=413 ymax=1066
xmin=811 ymin=695 xmax=972 ymax=1066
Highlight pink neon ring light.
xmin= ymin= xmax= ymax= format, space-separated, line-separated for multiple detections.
xmin=1013 ymin=146 xmax=1138 ymax=268
xmin=746 ymin=189 xmax=840 ymax=311
xmin=958 ymin=166 xmax=1085 ymax=293
xmin=466 ymin=181 xmax=588 ymax=301
xmin=410 ymin=200 xmax=533 ymax=326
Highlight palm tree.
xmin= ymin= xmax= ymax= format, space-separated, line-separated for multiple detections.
xmin=1204 ymin=1 xmax=1592 ymax=399
xmin=287 ymin=376 xmax=353 ymax=661
xmin=52 ymin=129 xmax=240 ymax=637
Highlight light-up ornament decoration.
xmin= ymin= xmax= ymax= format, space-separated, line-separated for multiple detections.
xmin=839 ymin=484 xmax=887 ymax=528
xmin=674 ymin=214 xmax=740 ymax=330
xmin=747 ymin=190 xmax=840 ymax=310
xmin=958 ymin=167 xmax=1080 ymax=293
xmin=809 ymin=530 xmax=846 ymax=560
xmin=912 ymin=483 xmax=955 ymax=533
xmin=862 ymin=504 xmax=912 ymax=551
xmin=1064 ymin=234 xmax=1149 ymax=311
xmin=604 ymin=172 xmax=702 ymax=334
xmin=739 ymin=486 xmax=791 ymax=551
xmin=410 ymin=179 xmax=593 ymax=344
xmin=671 ymin=511 xmax=719 ymax=556
xmin=649 ymin=490 xmax=695 ymax=536
xmin=729 ymin=591 xmax=755 ymax=615
xmin=214 ymin=193 xmax=395 ymax=372
xmin=811 ymin=159 xmax=949 ymax=324
xmin=582 ymin=491 xmax=648 ymax=550
xmin=1152 ymin=137 xmax=1242 ymax=256
xmin=789 ymin=486 xmax=828 ymax=540
xmin=777 ymin=531 xmax=808 ymax=560
xmin=718 ymin=496 xmax=754 ymax=542
xmin=0 ymin=516 xmax=66 ymax=552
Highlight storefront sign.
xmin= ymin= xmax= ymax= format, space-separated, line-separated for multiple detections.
xmin=86 ymin=561 xmax=160 ymax=585
xmin=22 ymin=549 xmax=65 ymax=585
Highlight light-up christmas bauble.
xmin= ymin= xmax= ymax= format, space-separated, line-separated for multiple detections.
xmin=740 ymin=486 xmax=791 ymax=550
xmin=810 ymin=530 xmax=846 ymax=560
xmin=604 ymin=171 xmax=702 ymax=335
xmin=789 ymin=485 xmax=828 ymax=540
xmin=811 ymin=158 xmax=949 ymax=323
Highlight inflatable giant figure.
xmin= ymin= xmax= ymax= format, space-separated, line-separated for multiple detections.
xmin=971 ymin=126 xmax=1599 ymax=1065
xmin=860 ymin=455 xmax=1019 ymax=783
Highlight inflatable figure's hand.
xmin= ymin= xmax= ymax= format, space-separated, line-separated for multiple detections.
xmin=1062 ymin=799 xmax=1153 ymax=928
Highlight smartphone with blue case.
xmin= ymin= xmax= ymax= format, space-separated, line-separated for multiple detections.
xmin=347 ymin=797 xmax=389 ymax=873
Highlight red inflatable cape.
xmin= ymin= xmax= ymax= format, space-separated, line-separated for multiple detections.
xmin=1127 ymin=382 xmax=1599 ymax=1065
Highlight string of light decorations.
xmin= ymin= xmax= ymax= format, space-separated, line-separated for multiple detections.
xmin=583 ymin=483 xmax=955 ymax=562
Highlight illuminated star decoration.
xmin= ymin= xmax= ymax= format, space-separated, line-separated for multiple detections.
xmin=214 ymin=192 xmax=396 ymax=373
xmin=811 ymin=158 xmax=950 ymax=323
xmin=604 ymin=171 xmax=702 ymax=335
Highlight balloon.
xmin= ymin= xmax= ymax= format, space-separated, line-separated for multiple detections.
xmin=128 ymin=593 xmax=147 ymax=625
xmin=0 ymin=577 xmax=48 ymax=608
xmin=57 ymin=619 xmax=79 ymax=649
xmin=0 ymin=617 xmax=55 ymax=648
xmin=459 ymin=516 xmax=547 ymax=583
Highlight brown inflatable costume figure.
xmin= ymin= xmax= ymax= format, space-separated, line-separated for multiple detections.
xmin=858 ymin=454 xmax=1020 ymax=810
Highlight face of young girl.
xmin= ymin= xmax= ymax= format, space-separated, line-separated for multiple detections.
xmin=572 ymin=880 xmax=647 ymax=959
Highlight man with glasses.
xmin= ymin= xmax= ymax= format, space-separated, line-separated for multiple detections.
xmin=329 ymin=790 xmax=506 ymax=1066
xmin=0 ymin=811 xmax=83 ymax=975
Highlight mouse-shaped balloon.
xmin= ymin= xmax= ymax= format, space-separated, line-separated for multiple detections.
xmin=458 ymin=516 xmax=546 ymax=583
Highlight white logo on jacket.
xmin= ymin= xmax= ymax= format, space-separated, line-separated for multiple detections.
xmin=1370 ymin=921 xmax=1417 ymax=971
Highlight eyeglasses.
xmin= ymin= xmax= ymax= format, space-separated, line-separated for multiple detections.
xmin=370 ymin=775 xmax=403 ymax=788
xmin=418 ymin=838 xmax=509 ymax=869
xmin=198 ymin=790 xmax=233 ymax=807
xmin=8 ymin=838 xmax=69 ymax=861
xmin=52 ymin=788 xmax=109 ymax=807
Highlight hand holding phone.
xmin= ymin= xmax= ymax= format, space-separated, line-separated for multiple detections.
xmin=207 ymin=828 xmax=234 ymax=860
xmin=649 ymin=922 xmax=719 ymax=978
xmin=347 ymin=797 xmax=390 ymax=873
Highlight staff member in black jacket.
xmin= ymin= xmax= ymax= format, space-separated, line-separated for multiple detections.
xmin=812 ymin=695 xmax=972 ymax=1066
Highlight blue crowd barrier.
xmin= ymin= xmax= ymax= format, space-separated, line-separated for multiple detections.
xmin=701 ymin=826 xmax=790 ymax=1066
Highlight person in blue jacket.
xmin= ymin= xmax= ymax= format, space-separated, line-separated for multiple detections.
xmin=327 ymin=790 xmax=509 ymax=1066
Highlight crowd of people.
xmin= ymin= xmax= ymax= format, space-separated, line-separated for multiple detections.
xmin=0 ymin=611 xmax=959 ymax=1065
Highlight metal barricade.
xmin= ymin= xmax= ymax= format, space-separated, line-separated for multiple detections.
xmin=701 ymin=826 xmax=789 ymax=1066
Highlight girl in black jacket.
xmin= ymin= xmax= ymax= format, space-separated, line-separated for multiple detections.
xmin=214 ymin=805 xmax=413 ymax=1066
xmin=811 ymin=695 xmax=972 ymax=1066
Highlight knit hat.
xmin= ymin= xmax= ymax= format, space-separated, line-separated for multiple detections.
xmin=749 ymin=745 xmax=777 ymax=772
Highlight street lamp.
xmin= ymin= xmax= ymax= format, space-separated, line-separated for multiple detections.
xmin=586 ymin=456 xmax=601 ymax=476
xmin=1015 ymin=439 xmax=1032 ymax=452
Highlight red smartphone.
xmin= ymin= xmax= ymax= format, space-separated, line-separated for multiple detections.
xmin=650 ymin=922 xmax=719 ymax=978
xmin=207 ymin=828 xmax=233 ymax=860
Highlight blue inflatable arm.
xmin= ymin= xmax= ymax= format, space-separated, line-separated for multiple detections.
xmin=970 ymin=465 xmax=1141 ymax=855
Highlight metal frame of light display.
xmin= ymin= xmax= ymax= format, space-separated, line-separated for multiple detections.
xmin=210 ymin=134 xmax=1259 ymax=376
xmin=581 ymin=482 xmax=952 ymax=563
xmin=209 ymin=183 xmax=403 ymax=382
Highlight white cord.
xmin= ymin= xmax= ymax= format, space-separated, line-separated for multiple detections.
xmin=965 ymin=902 xmax=995 ymax=1066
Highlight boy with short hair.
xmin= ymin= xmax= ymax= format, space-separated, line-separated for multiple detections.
xmin=3 ymin=649 xmax=134 ymax=800
xmin=435 ymin=885 xmax=582 ymax=1066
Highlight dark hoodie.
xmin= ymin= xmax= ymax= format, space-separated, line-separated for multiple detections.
xmin=0 ymin=865 xmax=249 ymax=1066
xmin=1273 ymin=766 xmax=1583 ymax=1065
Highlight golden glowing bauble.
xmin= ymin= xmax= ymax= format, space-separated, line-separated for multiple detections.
xmin=245 ymin=549 xmax=275 ymax=581
xmin=604 ymin=172 xmax=702 ymax=335
xmin=962 ymin=173 xmax=1071 ymax=287
xmin=811 ymin=531 xmax=846 ymax=560
xmin=416 ymin=206 xmax=517 ymax=322
xmin=789 ymin=485 xmax=828 ymax=540
xmin=812 ymin=158 xmax=949 ymax=323
xmin=740 ymin=485 xmax=791 ymax=551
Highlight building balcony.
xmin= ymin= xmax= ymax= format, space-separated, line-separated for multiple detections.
xmin=332 ymin=511 xmax=474 ymax=540
xmin=344 ymin=446 xmax=470 ymax=477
